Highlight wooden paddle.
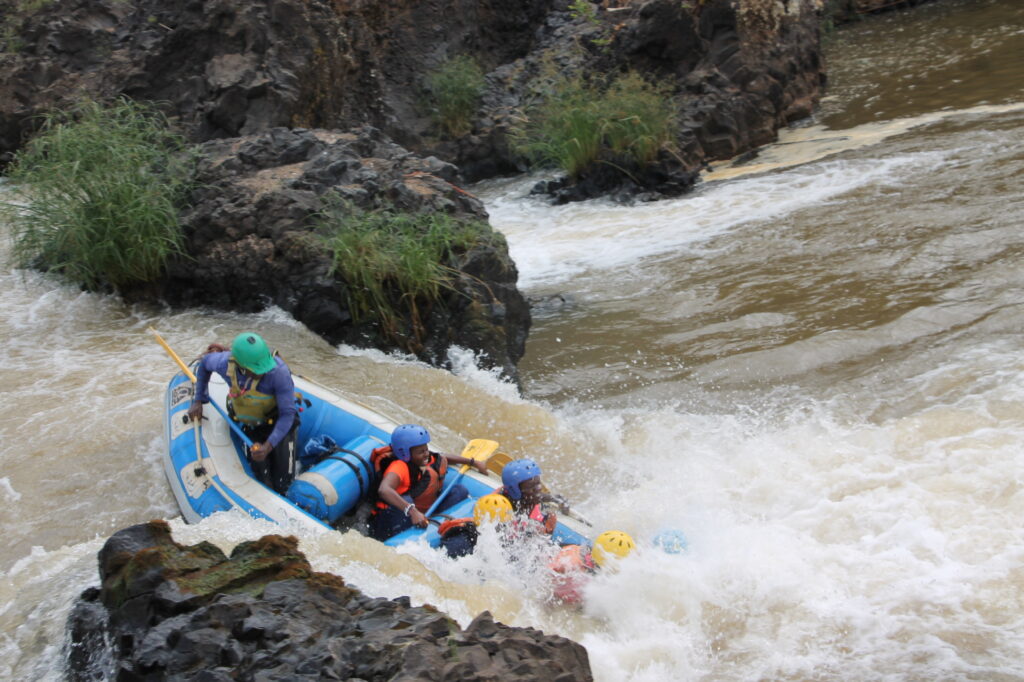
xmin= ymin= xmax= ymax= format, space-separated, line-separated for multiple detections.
xmin=149 ymin=327 xmax=256 ymax=449
xmin=149 ymin=327 xmax=249 ymax=514
xmin=424 ymin=438 xmax=498 ymax=518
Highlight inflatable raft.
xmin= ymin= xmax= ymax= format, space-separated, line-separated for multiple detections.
xmin=162 ymin=365 xmax=591 ymax=548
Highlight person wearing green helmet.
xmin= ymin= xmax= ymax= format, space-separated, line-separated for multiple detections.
xmin=187 ymin=332 xmax=299 ymax=494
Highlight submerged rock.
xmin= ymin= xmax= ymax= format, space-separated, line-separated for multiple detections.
xmin=66 ymin=521 xmax=592 ymax=681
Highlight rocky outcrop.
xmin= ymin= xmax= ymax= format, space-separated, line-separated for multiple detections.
xmin=66 ymin=521 xmax=593 ymax=681
xmin=437 ymin=0 xmax=826 ymax=201
xmin=154 ymin=126 xmax=529 ymax=377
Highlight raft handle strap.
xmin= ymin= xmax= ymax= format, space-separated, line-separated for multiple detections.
xmin=321 ymin=448 xmax=373 ymax=499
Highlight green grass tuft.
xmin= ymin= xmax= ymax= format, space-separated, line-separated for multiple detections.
xmin=2 ymin=97 xmax=197 ymax=290
xmin=427 ymin=56 xmax=486 ymax=138
xmin=316 ymin=198 xmax=501 ymax=342
xmin=511 ymin=71 xmax=678 ymax=179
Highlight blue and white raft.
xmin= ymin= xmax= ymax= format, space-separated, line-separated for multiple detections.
xmin=163 ymin=367 xmax=591 ymax=548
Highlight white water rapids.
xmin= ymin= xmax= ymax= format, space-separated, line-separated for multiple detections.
xmin=2 ymin=0 xmax=1023 ymax=679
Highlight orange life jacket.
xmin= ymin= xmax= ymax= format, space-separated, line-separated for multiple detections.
xmin=438 ymin=517 xmax=474 ymax=537
xmin=549 ymin=545 xmax=596 ymax=574
xmin=548 ymin=545 xmax=595 ymax=606
xmin=371 ymin=445 xmax=448 ymax=513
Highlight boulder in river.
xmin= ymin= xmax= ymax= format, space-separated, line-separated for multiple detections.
xmin=65 ymin=520 xmax=593 ymax=681
xmin=151 ymin=125 xmax=530 ymax=380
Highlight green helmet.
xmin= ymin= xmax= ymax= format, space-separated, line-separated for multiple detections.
xmin=231 ymin=332 xmax=276 ymax=374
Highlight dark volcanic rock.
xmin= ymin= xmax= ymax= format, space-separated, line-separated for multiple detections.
xmin=157 ymin=125 xmax=530 ymax=379
xmin=1 ymin=0 xmax=945 ymax=200
xmin=66 ymin=521 xmax=593 ymax=681
xmin=0 ymin=0 xmax=554 ymax=160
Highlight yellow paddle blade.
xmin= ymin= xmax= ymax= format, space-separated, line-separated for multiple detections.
xmin=460 ymin=438 xmax=499 ymax=463
xmin=487 ymin=451 xmax=513 ymax=476
xmin=483 ymin=451 xmax=552 ymax=492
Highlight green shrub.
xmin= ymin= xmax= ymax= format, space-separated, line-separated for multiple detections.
xmin=602 ymin=72 xmax=678 ymax=166
xmin=569 ymin=0 xmax=598 ymax=24
xmin=2 ymin=98 xmax=197 ymax=290
xmin=427 ymin=56 xmax=486 ymax=138
xmin=316 ymin=198 xmax=501 ymax=340
xmin=512 ymin=71 xmax=677 ymax=179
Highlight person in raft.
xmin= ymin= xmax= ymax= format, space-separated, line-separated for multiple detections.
xmin=187 ymin=332 xmax=298 ymax=495
xmin=368 ymin=424 xmax=489 ymax=541
xmin=496 ymin=458 xmax=558 ymax=535
xmin=438 ymin=493 xmax=515 ymax=558
xmin=548 ymin=530 xmax=637 ymax=605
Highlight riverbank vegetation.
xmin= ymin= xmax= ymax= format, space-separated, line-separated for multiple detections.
xmin=316 ymin=198 xmax=502 ymax=340
xmin=1 ymin=98 xmax=197 ymax=290
xmin=511 ymin=71 xmax=677 ymax=179
xmin=427 ymin=56 xmax=486 ymax=138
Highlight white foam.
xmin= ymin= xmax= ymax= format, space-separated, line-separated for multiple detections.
xmin=0 ymin=478 xmax=20 ymax=502
xmin=446 ymin=346 xmax=524 ymax=403
xmin=482 ymin=151 xmax=949 ymax=290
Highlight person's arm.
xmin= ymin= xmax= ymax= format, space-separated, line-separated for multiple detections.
xmin=379 ymin=471 xmax=427 ymax=528
xmin=445 ymin=453 xmax=489 ymax=475
xmin=261 ymin=363 xmax=297 ymax=448
xmin=187 ymin=351 xmax=229 ymax=420
xmin=526 ymin=502 xmax=558 ymax=534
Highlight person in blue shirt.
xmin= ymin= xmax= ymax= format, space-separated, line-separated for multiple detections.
xmin=187 ymin=332 xmax=298 ymax=494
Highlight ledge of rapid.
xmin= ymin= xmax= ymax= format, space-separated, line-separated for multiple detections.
xmin=65 ymin=521 xmax=592 ymax=681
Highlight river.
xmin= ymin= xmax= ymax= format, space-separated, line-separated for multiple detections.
xmin=2 ymin=0 xmax=1022 ymax=678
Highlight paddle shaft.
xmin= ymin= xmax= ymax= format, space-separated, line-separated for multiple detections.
xmin=424 ymin=464 xmax=470 ymax=518
xmin=423 ymin=439 xmax=498 ymax=519
xmin=149 ymin=327 xmax=256 ymax=448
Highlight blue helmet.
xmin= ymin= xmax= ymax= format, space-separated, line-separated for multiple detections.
xmin=652 ymin=529 xmax=689 ymax=554
xmin=391 ymin=424 xmax=430 ymax=462
xmin=502 ymin=458 xmax=541 ymax=500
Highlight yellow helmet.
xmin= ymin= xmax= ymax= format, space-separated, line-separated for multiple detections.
xmin=591 ymin=530 xmax=636 ymax=568
xmin=473 ymin=494 xmax=513 ymax=526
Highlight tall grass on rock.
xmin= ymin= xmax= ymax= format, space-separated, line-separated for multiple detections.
xmin=512 ymin=71 xmax=677 ymax=179
xmin=316 ymin=198 xmax=501 ymax=344
xmin=427 ymin=55 xmax=486 ymax=138
xmin=2 ymin=98 xmax=197 ymax=290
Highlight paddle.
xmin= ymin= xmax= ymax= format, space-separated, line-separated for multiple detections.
xmin=424 ymin=438 xmax=498 ymax=518
xmin=149 ymin=327 xmax=249 ymax=514
xmin=149 ymin=327 xmax=256 ymax=449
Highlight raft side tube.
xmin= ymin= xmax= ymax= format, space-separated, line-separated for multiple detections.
xmin=286 ymin=434 xmax=380 ymax=522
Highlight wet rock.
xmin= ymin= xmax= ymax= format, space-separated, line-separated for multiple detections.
xmin=150 ymin=125 xmax=529 ymax=380
xmin=827 ymin=0 xmax=935 ymax=24
xmin=528 ymin=293 xmax=576 ymax=315
xmin=65 ymin=521 xmax=592 ymax=682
